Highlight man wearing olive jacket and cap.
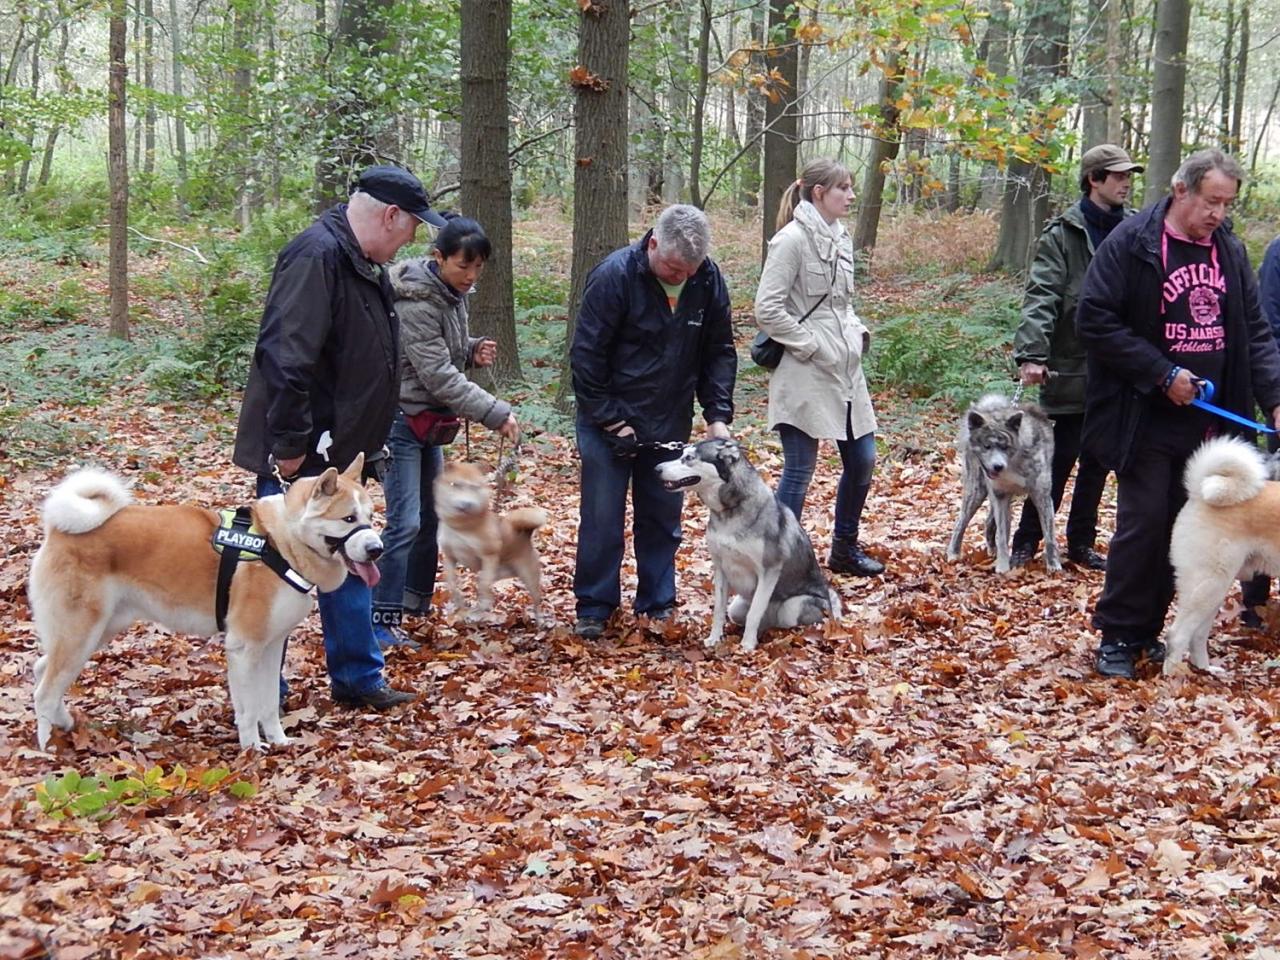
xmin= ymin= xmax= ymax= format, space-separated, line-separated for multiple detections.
xmin=1011 ymin=144 xmax=1142 ymax=571
xmin=234 ymin=165 xmax=446 ymax=711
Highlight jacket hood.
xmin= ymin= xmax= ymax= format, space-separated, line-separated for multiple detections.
xmin=389 ymin=257 xmax=462 ymax=304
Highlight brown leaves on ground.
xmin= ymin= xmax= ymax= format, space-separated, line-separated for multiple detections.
xmin=3 ymin=379 xmax=1280 ymax=959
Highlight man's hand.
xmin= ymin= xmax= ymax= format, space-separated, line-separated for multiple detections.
xmin=706 ymin=420 xmax=730 ymax=440
xmin=1019 ymin=362 xmax=1049 ymax=385
xmin=1165 ymin=368 xmax=1198 ymax=405
xmin=275 ymin=455 xmax=305 ymax=479
xmin=603 ymin=421 xmax=637 ymax=458
xmin=473 ymin=338 xmax=498 ymax=368
xmin=496 ymin=413 xmax=520 ymax=441
xmin=1271 ymin=406 xmax=1280 ymax=433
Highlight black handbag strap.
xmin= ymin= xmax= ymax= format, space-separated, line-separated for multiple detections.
xmin=796 ymin=258 xmax=840 ymax=325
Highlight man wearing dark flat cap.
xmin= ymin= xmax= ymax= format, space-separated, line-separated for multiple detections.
xmin=234 ymin=165 xmax=446 ymax=711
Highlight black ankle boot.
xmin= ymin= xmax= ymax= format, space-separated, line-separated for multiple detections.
xmin=828 ymin=536 xmax=885 ymax=576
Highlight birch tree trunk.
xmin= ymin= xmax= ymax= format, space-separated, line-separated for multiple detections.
xmin=109 ymin=0 xmax=130 ymax=340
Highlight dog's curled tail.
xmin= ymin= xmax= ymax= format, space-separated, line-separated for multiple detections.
xmin=42 ymin=467 xmax=133 ymax=534
xmin=1184 ymin=436 xmax=1267 ymax=507
xmin=506 ymin=506 xmax=549 ymax=534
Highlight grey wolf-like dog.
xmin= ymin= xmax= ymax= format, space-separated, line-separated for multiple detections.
xmin=655 ymin=438 xmax=841 ymax=651
xmin=946 ymin=394 xmax=1060 ymax=574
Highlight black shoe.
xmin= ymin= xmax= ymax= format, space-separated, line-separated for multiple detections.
xmin=1241 ymin=608 xmax=1265 ymax=630
xmin=829 ymin=538 xmax=885 ymax=576
xmin=1009 ymin=543 xmax=1037 ymax=568
xmin=643 ymin=606 xmax=675 ymax=622
xmin=1095 ymin=642 xmax=1136 ymax=679
xmin=1067 ymin=544 xmax=1108 ymax=571
xmin=334 ymin=684 xmax=416 ymax=710
xmin=573 ymin=616 xmax=607 ymax=639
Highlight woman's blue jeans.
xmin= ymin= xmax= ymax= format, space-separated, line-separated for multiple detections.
xmin=776 ymin=411 xmax=876 ymax=541
xmin=256 ymin=473 xmax=386 ymax=699
xmin=372 ymin=410 xmax=444 ymax=622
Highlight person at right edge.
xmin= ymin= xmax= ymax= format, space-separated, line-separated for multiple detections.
xmin=1077 ymin=148 xmax=1280 ymax=680
xmin=754 ymin=157 xmax=884 ymax=576
xmin=1011 ymin=144 xmax=1143 ymax=571
xmin=1238 ymin=233 xmax=1280 ymax=626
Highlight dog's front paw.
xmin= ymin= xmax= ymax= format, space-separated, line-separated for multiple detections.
xmin=703 ymin=632 xmax=723 ymax=650
xmin=1162 ymin=658 xmax=1189 ymax=677
xmin=945 ymin=548 xmax=960 ymax=563
xmin=995 ymin=559 xmax=1012 ymax=575
xmin=739 ymin=634 xmax=759 ymax=653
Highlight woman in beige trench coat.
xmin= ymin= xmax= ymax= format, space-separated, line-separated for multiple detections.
xmin=754 ymin=157 xmax=883 ymax=576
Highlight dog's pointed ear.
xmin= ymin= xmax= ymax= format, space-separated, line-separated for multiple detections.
xmin=1005 ymin=412 xmax=1023 ymax=432
xmin=967 ymin=410 xmax=986 ymax=431
xmin=342 ymin=453 xmax=365 ymax=482
xmin=315 ymin=467 xmax=339 ymax=498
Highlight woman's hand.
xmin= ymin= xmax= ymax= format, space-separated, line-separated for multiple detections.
xmin=473 ymin=338 xmax=498 ymax=368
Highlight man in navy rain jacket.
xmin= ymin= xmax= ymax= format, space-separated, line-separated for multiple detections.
xmin=570 ymin=204 xmax=737 ymax=638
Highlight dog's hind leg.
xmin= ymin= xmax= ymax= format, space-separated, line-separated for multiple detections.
xmin=775 ymin=595 xmax=827 ymax=629
xmin=31 ymin=596 xmax=123 ymax=750
xmin=947 ymin=478 xmax=987 ymax=562
xmin=1033 ymin=488 xmax=1062 ymax=572
xmin=740 ymin=567 xmax=782 ymax=652
xmin=1164 ymin=568 xmax=1236 ymax=675
xmin=705 ymin=566 xmax=731 ymax=649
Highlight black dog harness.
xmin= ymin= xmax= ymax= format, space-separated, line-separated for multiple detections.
xmin=211 ymin=507 xmax=312 ymax=632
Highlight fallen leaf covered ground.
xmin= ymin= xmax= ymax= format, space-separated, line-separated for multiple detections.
xmin=4 ymin=231 xmax=1280 ymax=958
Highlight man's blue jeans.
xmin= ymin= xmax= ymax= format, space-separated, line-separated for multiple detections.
xmin=257 ymin=473 xmax=386 ymax=698
xmin=776 ymin=413 xmax=876 ymax=540
xmin=372 ymin=410 xmax=444 ymax=621
xmin=573 ymin=419 xmax=684 ymax=619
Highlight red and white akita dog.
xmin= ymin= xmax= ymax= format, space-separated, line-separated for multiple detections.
xmin=29 ymin=455 xmax=382 ymax=751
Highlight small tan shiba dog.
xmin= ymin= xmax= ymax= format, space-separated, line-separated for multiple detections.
xmin=434 ymin=461 xmax=547 ymax=621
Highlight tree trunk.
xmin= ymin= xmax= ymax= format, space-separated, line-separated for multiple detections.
xmin=1105 ymin=0 xmax=1123 ymax=145
xmin=37 ymin=11 xmax=71 ymax=187
xmin=976 ymin=0 xmax=1011 ymax=208
xmin=169 ymin=0 xmax=188 ymax=214
xmin=1219 ymin=0 xmax=1233 ymax=148
xmin=558 ymin=0 xmax=630 ymax=412
xmin=688 ymin=0 xmax=712 ymax=208
xmin=1080 ymin=0 xmax=1109 ymax=149
xmin=988 ymin=0 xmax=1071 ymax=273
xmin=18 ymin=30 xmax=40 ymax=192
xmin=1231 ymin=6 xmax=1248 ymax=151
xmin=460 ymin=0 xmax=520 ymax=384
xmin=662 ymin=3 xmax=691 ymax=204
xmin=143 ymin=0 xmax=156 ymax=176
xmin=852 ymin=47 xmax=903 ymax=255
xmin=108 ymin=0 xmax=130 ymax=340
xmin=739 ymin=3 xmax=765 ymax=207
xmin=761 ymin=0 xmax=798 ymax=260
xmin=232 ymin=3 xmax=256 ymax=229
xmin=1146 ymin=0 xmax=1192 ymax=201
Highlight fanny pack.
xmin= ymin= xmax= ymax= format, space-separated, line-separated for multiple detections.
xmin=404 ymin=409 xmax=462 ymax=445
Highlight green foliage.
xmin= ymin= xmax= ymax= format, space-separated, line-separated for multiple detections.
xmin=34 ymin=764 xmax=256 ymax=822
xmin=866 ymin=279 xmax=1019 ymax=403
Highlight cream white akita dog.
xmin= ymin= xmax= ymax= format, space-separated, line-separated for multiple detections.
xmin=28 ymin=455 xmax=381 ymax=750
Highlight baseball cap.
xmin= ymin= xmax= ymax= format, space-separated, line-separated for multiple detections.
xmin=1081 ymin=144 xmax=1144 ymax=178
xmin=354 ymin=165 xmax=448 ymax=227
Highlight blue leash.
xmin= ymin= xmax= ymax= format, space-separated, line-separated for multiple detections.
xmin=1190 ymin=378 xmax=1278 ymax=434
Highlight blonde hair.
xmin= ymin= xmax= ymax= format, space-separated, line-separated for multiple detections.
xmin=775 ymin=157 xmax=853 ymax=232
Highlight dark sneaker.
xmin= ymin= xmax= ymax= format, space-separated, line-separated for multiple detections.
xmin=1241 ymin=607 xmax=1265 ymax=630
xmin=644 ymin=606 xmax=675 ymax=621
xmin=1009 ymin=543 xmax=1037 ymax=569
xmin=1095 ymin=642 xmax=1136 ymax=679
xmin=374 ymin=624 xmax=421 ymax=652
xmin=573 ymin=616 xmax=607 ymax=639
xmin=1067 ymin=544 xmax=1108 ymax=570
xmin=334 ymin=684 xmax=416 ymax=710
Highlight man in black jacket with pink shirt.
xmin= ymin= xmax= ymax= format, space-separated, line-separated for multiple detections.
xmin=1077 ymin=148 xmax=1280 ymax=679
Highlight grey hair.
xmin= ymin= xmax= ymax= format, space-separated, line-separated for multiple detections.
xmin=653 ymin=204 xmax=711 ymax=265
xmin=1171 ymin=148 xmax=1246 ymax=193
xmin=348 ymin=189 xmax=415 ymax=225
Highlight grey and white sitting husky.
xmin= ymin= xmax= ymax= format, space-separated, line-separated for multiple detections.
xmin=656 ymin=438 xmax=841 ymax=651
xmin=946 ymin=394 xmax=1061 ymax=574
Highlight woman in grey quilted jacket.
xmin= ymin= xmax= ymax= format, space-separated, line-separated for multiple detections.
xmin=371 ymin=217 xmax=520 ymax=646
xmin=754 ymin=158 xmax=884 ymax=576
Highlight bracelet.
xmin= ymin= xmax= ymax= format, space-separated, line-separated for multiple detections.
xmin=1162 ymin=365 xmax=1182 ymax=391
